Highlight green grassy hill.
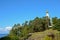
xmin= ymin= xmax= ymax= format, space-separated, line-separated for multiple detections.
xmin=27 ymin=29 xmax=60 ymax=40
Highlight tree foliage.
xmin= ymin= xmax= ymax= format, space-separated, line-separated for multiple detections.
xmin=8 ymin=17 xmax=60 ymax=40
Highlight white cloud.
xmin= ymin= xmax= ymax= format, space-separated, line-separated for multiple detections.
xmin=5 ymin=26 xmax=12 ymax=31
xmin=0 ymin=26 xmax=12 ymax=34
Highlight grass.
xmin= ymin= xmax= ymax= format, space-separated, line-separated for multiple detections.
xmin=28 ymin=29 xmax=60 ymax=40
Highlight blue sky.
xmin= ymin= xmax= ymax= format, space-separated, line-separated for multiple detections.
xmin=0 ymin=0 xmax=60 ymax=34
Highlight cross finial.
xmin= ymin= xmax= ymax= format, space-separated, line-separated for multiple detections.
xmin=46 ymin=10 xmax=48 ymax=14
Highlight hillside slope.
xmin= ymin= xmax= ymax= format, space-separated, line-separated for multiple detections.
xmin=27 ymin=29 xmax=60 ymax=40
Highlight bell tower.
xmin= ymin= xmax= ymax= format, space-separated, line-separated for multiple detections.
xmin=45 ymin=10 xmax=52 ymax=29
